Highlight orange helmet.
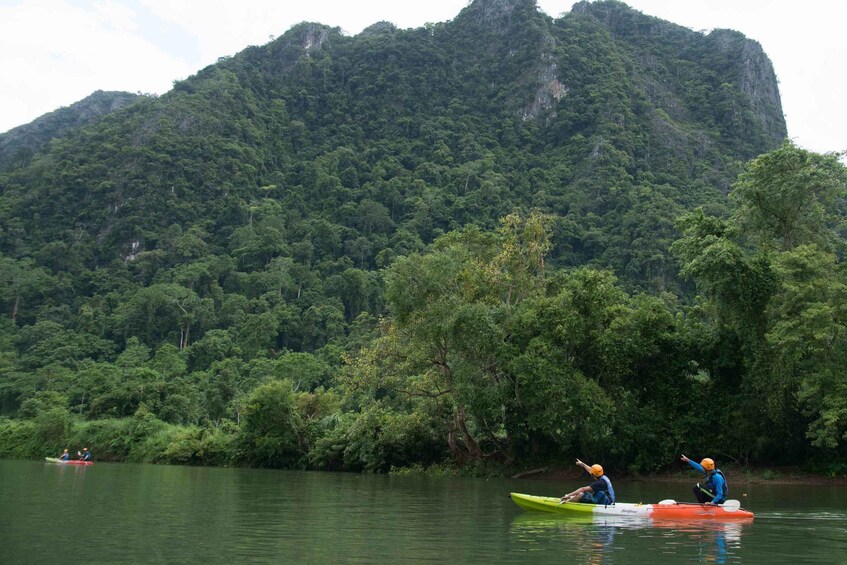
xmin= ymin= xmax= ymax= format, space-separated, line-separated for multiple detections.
xmin=700 ymin=458 xmax=715 ymax=471
xmin=590 ymin=464 xmax=604 ymax=477
xmin=83 ymin=448 xmax=88 ymax=451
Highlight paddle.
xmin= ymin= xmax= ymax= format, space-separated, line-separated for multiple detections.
xmin=722 ymin=499 xmax=741 ymax=512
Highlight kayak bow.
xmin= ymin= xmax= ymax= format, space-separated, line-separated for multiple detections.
xmin=510 ymin=492 xmax=753 ymax=520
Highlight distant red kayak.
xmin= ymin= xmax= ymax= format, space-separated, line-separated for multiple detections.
xmin=45 ymin=457 xmax=93 ymax=466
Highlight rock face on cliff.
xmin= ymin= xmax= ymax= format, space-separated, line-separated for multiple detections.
xmin=0 ymin=90 xmax=140 ymax=171
xmin=568 ymin=1 xmax=786 ymax=178
xmin=707 ymin=28 xmax=786 ymax=147
xmin=457 ymin=0 xmax=786 ymax=172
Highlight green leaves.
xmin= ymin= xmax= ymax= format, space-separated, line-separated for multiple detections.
xmin=766 ymin=245 xmax=847 ymax=448
xmin=0 ymin=1 xmax=828 ymax=471
xmin=354 ymin=213 xmax=693 ymax=467
xmin=731 ymin=141 xmax=847 ymax=251
xmin=239 ymin=379 xmax=301 ymax=467
xmin=674 ymin=143 xmax=847 ymax=458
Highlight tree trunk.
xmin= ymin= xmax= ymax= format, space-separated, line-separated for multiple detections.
xmin=456 ymin=405 xmax=484 ymax=460
xmin=447 ymin=417 xmax=465 ymax=463
xmin=447 ymin=405 xmax=483 ymax=462
xmin=11 ymin=291 xmax=19 ymax=322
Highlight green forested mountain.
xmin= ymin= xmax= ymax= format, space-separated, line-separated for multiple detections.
xmin=0 ymin=90 xmax=140 ymax=171
xmin=1 ymin=0 xmax=785 ymax=282
xmin=4 ymin=0 xmax=846 ymax=475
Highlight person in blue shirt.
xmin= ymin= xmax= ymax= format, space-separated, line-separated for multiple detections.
xmin=58 ymin=448 xmax=69 ymax=461
xmin=560 ymin=459 xmax=616 ymax=505
xmin=681 ymin=454 xmax=727 ymax=504
xmin=78 ymin=447 xmax=91 ymax=461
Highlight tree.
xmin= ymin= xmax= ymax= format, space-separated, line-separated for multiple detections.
xmin=239 ymin=379 xmax=301 ymax=467
xmin=274 ymin=352 xmax=333 ymax=391
xmin=359 ymin=213 xmax=553 ymax=463
xmin=113 ymin=284 xmax=213 ymax=349
xmin=0 ymin=256 xmax=55 ymax=324
xmin=766 ymin=245 xmax=847 ymax=449
xmin=731 ymin=141 xmax=847 ymax=252
xmin=672 ymin=209 xmax=775 ymax=332
xmin=671 ymin=144 xmax=847 ymax=460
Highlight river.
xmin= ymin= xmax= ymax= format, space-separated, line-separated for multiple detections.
xmin=1 ymin=459 xmax=845 ymax=564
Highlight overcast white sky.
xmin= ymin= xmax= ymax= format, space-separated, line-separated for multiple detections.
xmin=1 ymin=0 xmax=844 ymax=156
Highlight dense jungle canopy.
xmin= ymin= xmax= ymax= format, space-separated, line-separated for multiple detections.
xmin=1 ymin=0 xmax=846 ymax=475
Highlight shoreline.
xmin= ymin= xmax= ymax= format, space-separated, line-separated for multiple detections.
xmin=515 ymin=466 xmax=847 ymax=486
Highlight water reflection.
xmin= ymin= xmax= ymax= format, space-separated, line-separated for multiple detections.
xmin=6 ymin=461 xmax=847 ymax=565
xmin=510 ymin=513 xmax=752 ymax=564
xmin=652 ymin=519 xmax=748 ymax=564
xmin=46 ymin=461 xmax=91 ymax=495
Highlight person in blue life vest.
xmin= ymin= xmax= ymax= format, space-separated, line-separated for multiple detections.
xmin=681 ymin=454 xmax=727 ymax=504
xmin=58 ymin=448 xmax=69 ymax=461
xmin=78 ymin=447 xmax=92 ymax=461
xmin=560 ymin=459 xmax=616 ymax=505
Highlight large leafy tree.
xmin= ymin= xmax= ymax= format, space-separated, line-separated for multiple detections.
xmin=239 ymin=379 xmax=301 ymax=467
xmin=350 ymin=212 xmax=692 ymax=470
xmin=731 ymin=141 xmax=847 ymax=252
xmin=673 ymin=143 xmax=847 ymax=460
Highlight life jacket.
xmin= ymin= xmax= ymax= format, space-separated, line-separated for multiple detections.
xmin=705 ymin=469 xmax=728 ymax=499
xmin=599 ymin=474 xmax=616 ymax=504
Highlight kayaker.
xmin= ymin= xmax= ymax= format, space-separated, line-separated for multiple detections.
xmin=78 ymin=447 xmax=92 ymax=462
xmin=59 ymin=448 xmax=70 ymax=461
xmin=560 ymin=459 xmax=615 ymax=505
xmin=681 ymin=454 xmax=727 ymax=504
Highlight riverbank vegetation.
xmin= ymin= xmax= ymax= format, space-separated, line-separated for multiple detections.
xmin=1 ymin=2 xmax=845 ymax=477
xmin=2 ymin=143 xmax=846 ymax=476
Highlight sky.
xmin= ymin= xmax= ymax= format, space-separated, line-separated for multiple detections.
xmin=0 ymin=0 xmax=844 ymax=157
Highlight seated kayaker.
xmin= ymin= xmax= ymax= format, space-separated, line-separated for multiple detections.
xmin=560 ymin=459 xmax=615 ymax=505
xmin=79 ymin=447 xmax=92 ymax=461
xmin=680 ymin=454 xmax=727 ymax=505
xmin=59 ymin=449 xmax=70 ymax=461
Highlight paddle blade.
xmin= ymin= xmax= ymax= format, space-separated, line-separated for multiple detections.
xmin=722 ymin=499 xmax=741 ymax=512
xmin=658 ymin=499 xmax=677 ymax=505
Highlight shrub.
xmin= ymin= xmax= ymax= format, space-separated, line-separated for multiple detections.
xmin=238 ymin=379 xmax=302 ymax=467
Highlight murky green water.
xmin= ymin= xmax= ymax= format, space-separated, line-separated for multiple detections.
xmin=1 ymin=459 xmax=845 ymax=563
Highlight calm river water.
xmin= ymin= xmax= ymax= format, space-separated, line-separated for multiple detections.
xmin=1 ymin=459 xmax=845 ymax=564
